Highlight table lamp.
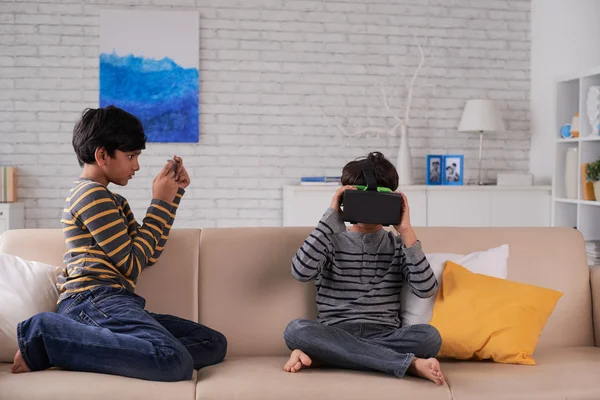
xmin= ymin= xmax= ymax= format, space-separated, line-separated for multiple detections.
xmin=458 ymin=99 xmax=505 ymax=185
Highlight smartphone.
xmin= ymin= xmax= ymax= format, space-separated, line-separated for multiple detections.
xmin=168 ymin=158 xmax=179 ymax=174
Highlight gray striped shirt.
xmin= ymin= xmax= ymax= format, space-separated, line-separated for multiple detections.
xmin=292 ymin=208 xmax=437 ymax=328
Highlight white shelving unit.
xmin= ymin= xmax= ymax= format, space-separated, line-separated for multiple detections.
xmin=0 ymin=202 xmax=25 ymax=235
xmin=553 ymin=66 xmax=600 ymax=243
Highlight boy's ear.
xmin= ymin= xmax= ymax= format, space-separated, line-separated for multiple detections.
xmin=95 ymin=147 xmax=107 ymax=166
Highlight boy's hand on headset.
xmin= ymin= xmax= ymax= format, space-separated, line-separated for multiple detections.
xmin=330 ymin=185 xmax=357 ymax=212
xmin=394 ymin=192 xmax=411 ymax=231
xmin=395 ymin=192 xmax=417 ymax=247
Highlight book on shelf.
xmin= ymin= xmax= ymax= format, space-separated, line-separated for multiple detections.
xmin=585 ymin=241 xmax=600 ymax=250
xmin=585 ymin=240 xmax=600 ymax=265
xmin=300 ymin=182 xmax=340 ymax=186
xmin=300 ymin=176 xmax=341 ymax=186
xmin=0 ymin=166 xmax=17 ymax=203
xmin=587 ymin=255 xmax=600 ymax=265
xmin=581 ymin=164 xmax=596 ymax=201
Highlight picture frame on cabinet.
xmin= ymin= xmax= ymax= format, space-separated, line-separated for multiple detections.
xmin=443 ymin=155 xmax=464 ymax=185
xmin=426 ymin=155 xmax=443 ymax=185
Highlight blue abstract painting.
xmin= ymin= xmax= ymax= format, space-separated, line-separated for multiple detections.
xmin=99 ymin=10 xmax=199 ymax=143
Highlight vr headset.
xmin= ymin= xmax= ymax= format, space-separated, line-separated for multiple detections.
xmin=340 ymin=163 xmax=403 ymax=226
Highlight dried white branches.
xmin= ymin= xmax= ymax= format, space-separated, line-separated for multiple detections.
xmin=327 ymin=34 xmax=429 ymax=143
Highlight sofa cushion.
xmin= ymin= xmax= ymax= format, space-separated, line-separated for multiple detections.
xmin=0 ymin=229 xmax=65 ymax=267
xmin=413 ymin=227 xmax=593 ymax=348
xmin=591 ymin=266 xmax=600 ymax=346
xmin=135 ymin=229 xmax=201 ymax=322
xmin=196 ymin=357 xmax=452 ymax=400
xmin=442 ymin=347 xmax=600 ymax=400
xmin=0 ymin=229 xmax=201 ymax=322
xmin=0 ymin=253 xmax=63 ymax=362
xmin=401 ymin=244 xmax=509 ymax=327
xmin=0 ymin=363 xmax=197 ymax=400
xmin=430 ymin=261 xmax=562 ymax=365
xmin=197 ymin=227 xmax=317 ymax=357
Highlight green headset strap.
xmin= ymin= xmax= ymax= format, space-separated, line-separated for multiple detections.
xmin=354 ymin=185 xmax=393 ymax=193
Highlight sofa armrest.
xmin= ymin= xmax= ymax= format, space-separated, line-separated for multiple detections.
xmin=592 ymin=265 xmax=600 ymax=347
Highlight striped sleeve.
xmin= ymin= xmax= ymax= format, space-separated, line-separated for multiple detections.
xmin=66 ymin=183 xmax=172 ymax=280
xmin=145 ymin=187 xmax=185 ymax=267
xmin=396 ymin=237 xmax=438 ymax=299
xmin=291 ymin=208 xmax=346 ymax=282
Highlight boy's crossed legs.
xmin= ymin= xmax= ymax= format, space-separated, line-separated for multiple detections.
xmin=283 ymin=318 xmax=444 ymax=385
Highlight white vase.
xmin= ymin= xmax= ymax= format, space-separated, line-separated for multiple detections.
xmin=587 ymin=86 xmax=600 ymax=135
xmin=397 ymin=125 xmax=414 ymax=185
xmin=594 ymin=181 xmax=600 ymax=201
xmin=565 ymin=147 xmax=578 ymax=199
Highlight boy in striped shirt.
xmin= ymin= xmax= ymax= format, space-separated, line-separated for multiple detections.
xmin=11 ymin=106 xmax=227 ymax=381
xmin=283 ymin=152 xmax=444 ymax=385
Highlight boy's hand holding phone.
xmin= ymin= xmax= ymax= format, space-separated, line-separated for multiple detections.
xmin=167 ymin=155 xmax=191 ymax=190
xmin=153 ymin=161 xmax=179 ymax=203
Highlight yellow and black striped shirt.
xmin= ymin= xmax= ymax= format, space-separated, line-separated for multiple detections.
xmin=58 ymin=178 xmax=184 ymax=303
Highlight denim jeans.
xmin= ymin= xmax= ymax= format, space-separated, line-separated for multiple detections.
xmin=17 ymin=286 xmax=227 ymax=382
xmin=283 ymin=319 xmax=441 ymax=378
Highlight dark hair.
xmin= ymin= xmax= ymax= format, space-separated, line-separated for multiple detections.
xmin=72 ymin=105 xmax=147 ymax=167
xmin=341 ymin=151 xmax=399 ymax=191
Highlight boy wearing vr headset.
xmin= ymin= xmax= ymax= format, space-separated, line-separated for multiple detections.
xmin=283 ymin=152 xmax=444 ymax=385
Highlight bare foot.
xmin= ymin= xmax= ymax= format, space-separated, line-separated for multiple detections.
xmin=407 ymin=357 xmax=444 ymax=385
xmin=11 ymin=350 xmax=31 ymax=374
xmin=283 ymin=349 xmax=312 ymax=373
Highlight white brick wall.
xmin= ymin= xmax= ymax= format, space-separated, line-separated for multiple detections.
xmin=0 ymin=0 xmax=531 ymax=229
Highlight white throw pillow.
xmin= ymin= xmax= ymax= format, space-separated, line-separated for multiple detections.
xmin=400 ymin=244 xmax=509 ymax=327
xmin=0 ymin=253 xmax=63 ymax=362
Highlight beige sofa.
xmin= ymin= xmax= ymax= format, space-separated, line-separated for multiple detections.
xmin=0 ymin=226 xmax=599 ymax=400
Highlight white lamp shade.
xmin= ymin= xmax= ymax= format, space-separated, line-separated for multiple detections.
xmin=458 ymin=99 xmax=505 ymax=133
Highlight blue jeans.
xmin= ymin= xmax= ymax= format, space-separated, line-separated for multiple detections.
xmin=17 ymin=286 xmax=227 ymax=382
xmin=283 ymin=319 xmax=441 ymax=378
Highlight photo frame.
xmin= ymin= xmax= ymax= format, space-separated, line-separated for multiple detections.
xmin=426 ymin=155 xmax=443 ymax=185
xmin=442 ymin=155 xmax=464 ymax=185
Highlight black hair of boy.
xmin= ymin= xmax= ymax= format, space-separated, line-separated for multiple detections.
xmin=341 ymin=151 xmax=399 ymax=190
xmin=72 ymin=105 xmax=147 ymax=167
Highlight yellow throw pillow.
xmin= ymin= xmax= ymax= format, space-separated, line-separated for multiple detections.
xmin=429 ymin=261 xmax=563 ymax=365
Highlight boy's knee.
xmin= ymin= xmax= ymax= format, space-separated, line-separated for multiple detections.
xmin=283 ymin=319 xmax=316 ymax=348
xmin=429 ymin=326 xmax=442 ymax=354
xmin=177 ymin=354 xmax=195 ymax=381
xmin=284 ymin=319 xmax=307 ymax=339
xmin=173 ymin=351 xmax=195 ymax=381
xmin=31 ymin=312 xmax=53 ymax=323
xmin=158 ymin=344 xmax=194 ymax=382
xmin=23 ymin=312 xmax=55 ymax=331
xmin=414 ymin=324 xmax=442 ymax=357
xmin=212 ymin=330 xmax=228 ymax=363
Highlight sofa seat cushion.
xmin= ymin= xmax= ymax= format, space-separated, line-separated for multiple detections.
xmin=196 ymin=357 xmax=452 ymax=400
xmin=443 ymin=347 xmax=600 ymax=400
xmin=0 ymin=363 xmax=197 ymax=400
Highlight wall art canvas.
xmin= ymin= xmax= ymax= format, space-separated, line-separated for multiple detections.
xmin=100 ymin=9 xmax=199 ymax=142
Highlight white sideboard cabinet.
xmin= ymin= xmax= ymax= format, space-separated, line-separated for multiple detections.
xmin=283 ymin=185 xmax=551 ymax=228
